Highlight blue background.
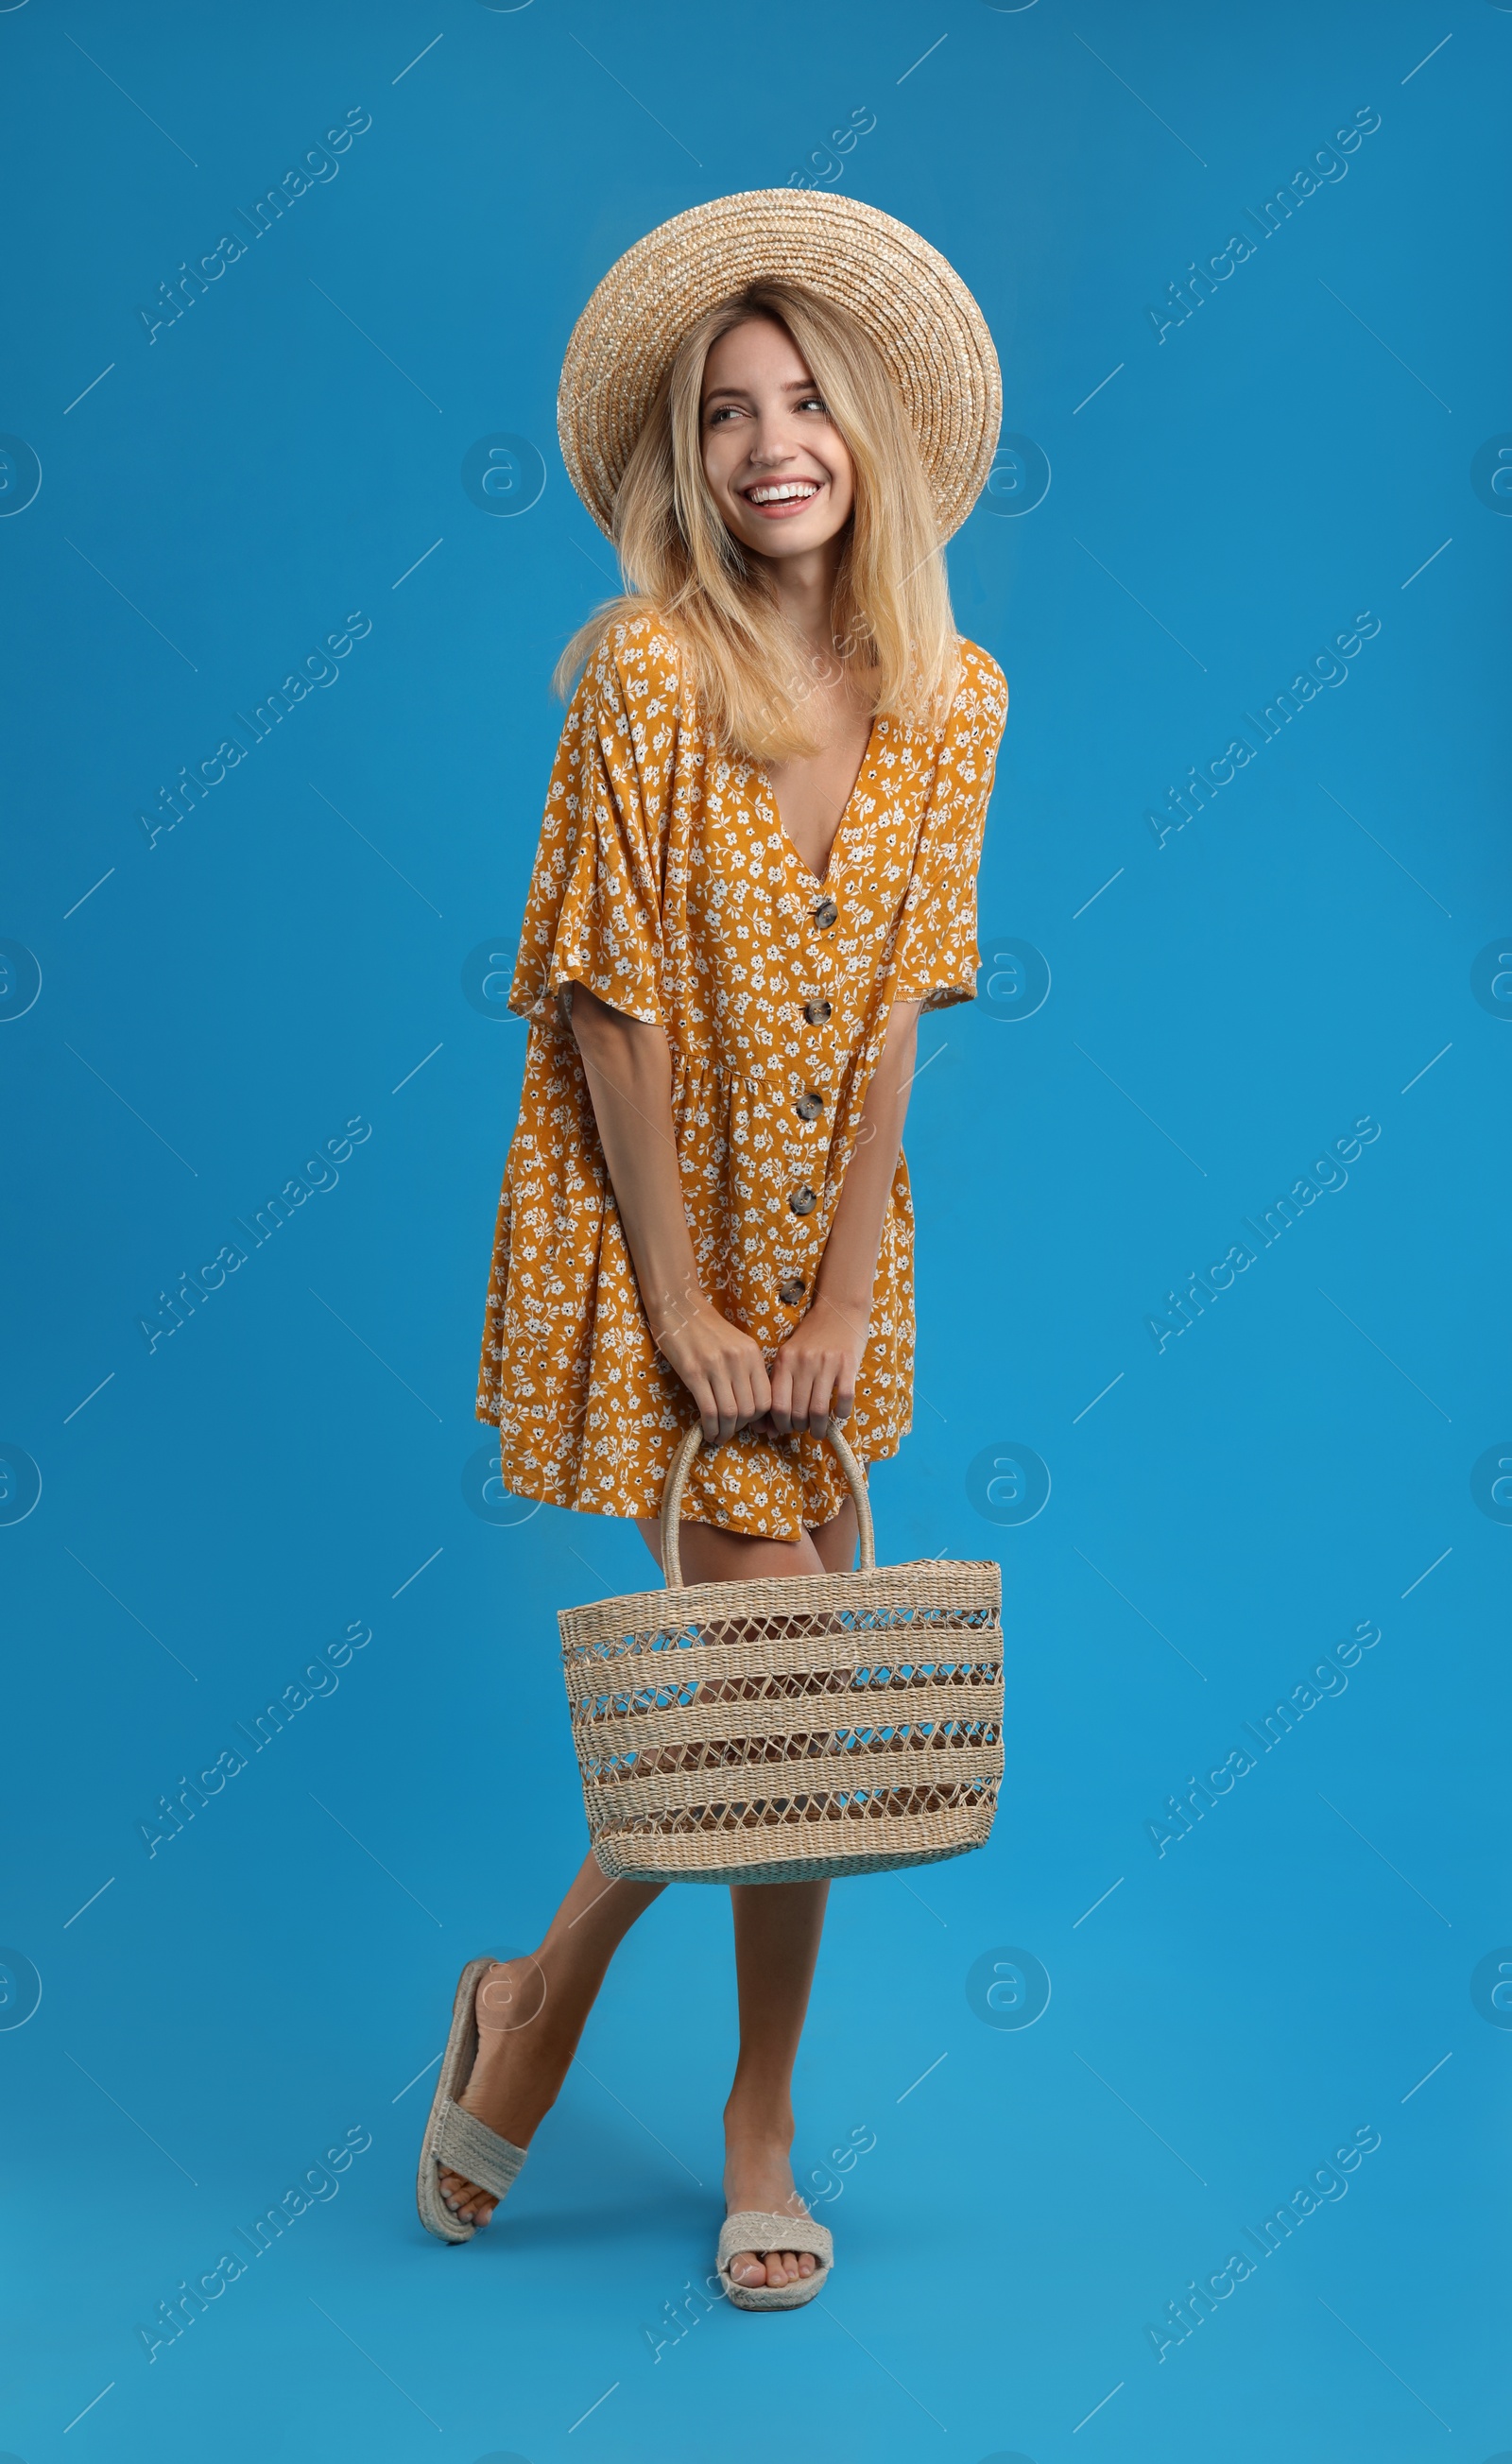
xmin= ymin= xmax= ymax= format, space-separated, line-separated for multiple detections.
xmin=2 ymin=1 xmax=1508 ymax=2455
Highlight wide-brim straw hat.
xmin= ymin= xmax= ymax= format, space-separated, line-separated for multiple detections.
xmin=558 ymin=188 xmax=1001 ymax=545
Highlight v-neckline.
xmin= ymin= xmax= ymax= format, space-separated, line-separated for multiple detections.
xmin=756 ymin=717 xmax=879 ymax=890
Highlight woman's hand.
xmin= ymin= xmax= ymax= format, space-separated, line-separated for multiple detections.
xmin=763 ymin=1295 xmax=867 ymax=1439
xmin=651 ymin=1294 xmax=772 ymax=1445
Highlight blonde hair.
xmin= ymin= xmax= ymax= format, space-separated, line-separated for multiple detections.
xmin=554 ymin=281 xmax=959 ymax=760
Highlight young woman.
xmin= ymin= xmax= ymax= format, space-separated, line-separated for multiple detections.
xmin=418 ymin=192 xmax=1006 ymax=2310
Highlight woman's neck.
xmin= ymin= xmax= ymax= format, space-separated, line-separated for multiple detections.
xmin=759 ymin=537 xmax=847 ymax=665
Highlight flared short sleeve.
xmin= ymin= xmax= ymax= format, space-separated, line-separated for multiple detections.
xmin=891 ymin=643 xmax=1009 ymax=1012
xmin=509 ymin=618 xmax=682 ymax=1027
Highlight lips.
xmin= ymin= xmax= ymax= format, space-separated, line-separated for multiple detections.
xmin=741 ymin=478 xmax=823 ymax=518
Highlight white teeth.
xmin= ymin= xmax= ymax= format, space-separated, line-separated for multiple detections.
xmin=747 ymin=482 xmax=819 ymax=505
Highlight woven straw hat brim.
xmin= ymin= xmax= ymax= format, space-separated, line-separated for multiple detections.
xmin=558 ymin=188 xmax=1001 ymax=544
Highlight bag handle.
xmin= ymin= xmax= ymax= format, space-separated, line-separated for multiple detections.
xmin=660 ymin=1415 xmax=876 ymax=1590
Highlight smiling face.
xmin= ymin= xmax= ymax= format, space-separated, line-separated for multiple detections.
xmin=699 ymin=316 xmax=856 ymax=564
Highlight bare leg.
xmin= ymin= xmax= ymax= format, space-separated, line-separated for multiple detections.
xmin=633 ymin=1499 xmax=856 ymax=2288
xmin=809 ymin=1491 xmax=859 ymax=1573
xmin=447 ymin=1496 xmax=857 ymax=2246
xmin=633 ymin=1490 xmax=858 ymax=1577
xmin=722 ymin=1875 xmax=831 ymax=2287
xmin=437 ymin=1853 xmax=663 ymax=2225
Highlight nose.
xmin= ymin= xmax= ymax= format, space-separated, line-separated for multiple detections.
xmin=745 ymin=409 xmax=799 ymax=470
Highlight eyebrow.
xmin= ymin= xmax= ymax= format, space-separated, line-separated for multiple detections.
xmin=702 ymin=378 xmax=820 ymax=404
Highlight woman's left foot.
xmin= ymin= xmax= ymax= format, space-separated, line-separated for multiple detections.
xmin=722 ymin=2132 xmax=817 ymax=2289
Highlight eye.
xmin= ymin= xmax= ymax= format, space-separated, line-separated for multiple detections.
xmin=704 ymin=403 xmax=746 ymax=426
xmin=799 ymin=394 xmax=830 ymax=415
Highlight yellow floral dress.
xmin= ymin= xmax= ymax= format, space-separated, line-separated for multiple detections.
xmin=476 ymin=612 xmax=1007 ymax=1540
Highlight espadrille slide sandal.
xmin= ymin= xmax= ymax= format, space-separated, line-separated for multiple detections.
xmin=717 ymin=2211 xmax=833 ymax=2312
xmin=416 ymin=1956 xmax=528 ymax=2244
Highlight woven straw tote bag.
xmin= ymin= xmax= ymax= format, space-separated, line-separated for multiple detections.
xmin=558 ymin=1418 xmax=1004 ymax=1886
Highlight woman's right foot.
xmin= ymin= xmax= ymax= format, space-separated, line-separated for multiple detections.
xmin=438 ymin=1958 xmax=572 ymax=2226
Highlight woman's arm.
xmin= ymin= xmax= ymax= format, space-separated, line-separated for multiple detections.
xmin=566 ymin=986 xmax=770 ymax=1443
xmin=766 ymin=997 xmax=923 ymax=1439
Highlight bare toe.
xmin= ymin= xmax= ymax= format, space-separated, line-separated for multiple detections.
xmin=440 ymin=2171 xmax=494 ymax=2224
xmin=797 ymin=2250 xmax=816 ymax=2276
xmin=728 ymin=2251 xmax=764 ymax=2285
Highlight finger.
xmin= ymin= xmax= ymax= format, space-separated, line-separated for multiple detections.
xmin=749 ymin=1355 xmax=773 ymax=1422
xmin=693 ymin=1369 xmax=729 ymax=1445
xmin=709 ymin=1370 xmax=740 ymax=1445
xmin=780 ymin=1354 xmax=811 ymax=1437
xmin=808 ymin=1359 xmax=836 ymax=1439
xmin=767 ymin=1353 xmax=795 ymax=1437
xmin=680 ymin=1370 xmax=719 ymax=1444
xmin=731 ymin=1353 xmax=767 ymax=1429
